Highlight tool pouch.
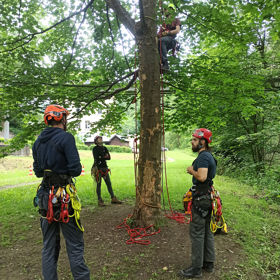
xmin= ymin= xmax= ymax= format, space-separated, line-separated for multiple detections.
xmin=36 ymin=187 xmax=49 ymax=216
xmin=91 ymin=164 xmax=98 ymax=182
xmin=193 ymin=194 xmax=212 ymax=218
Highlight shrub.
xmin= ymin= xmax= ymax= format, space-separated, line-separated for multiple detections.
xmin=88 ymin=144 xmax=131 ymax=153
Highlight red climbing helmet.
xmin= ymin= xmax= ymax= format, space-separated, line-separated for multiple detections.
xmin=44 ymin=105 xmax=69 ymax=125
xmin=192 ymin=128 xmax=213 ymax=143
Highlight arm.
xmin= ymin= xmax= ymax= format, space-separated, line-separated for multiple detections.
xmin=187 ymin=166 xmax=208 ymax=183
xmin=104 ymin=147 xmax=111 ymax=160
xmin=32 ymin=142 xmax=44 ymax=177
xmin=63 ymin=134 xmax=82 ymax=177
xmin=168 ymin=25 xmax=180 ymax=36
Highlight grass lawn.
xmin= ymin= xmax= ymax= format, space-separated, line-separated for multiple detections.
xmin=0 ymin=149 xmax=279 ymax=279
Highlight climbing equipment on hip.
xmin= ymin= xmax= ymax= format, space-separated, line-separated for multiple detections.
xmin=46 ymin=186 xmax=70 ymax=224
xmin=34 ymin=182 xmax=84 ymax=232
xmin=93 ymin=168 xmax=111 ymax=183
xmin=210 ymin=187 xmax=228 ymax=234
xmin=66 ymin=184 xmax=84 ymax=232
xmin=183 ymin=189 xmax=193 ymax=223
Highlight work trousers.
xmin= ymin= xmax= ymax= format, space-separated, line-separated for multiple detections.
xmin=190 ymin=210 xmax=215 ymax=268
xmin=96 ymin=168 xmax=115 ymax=200
xmin=158 ymin=35 xmax=174 ymax=63
xmin=40 ymin=217 xmax=90 ymax=280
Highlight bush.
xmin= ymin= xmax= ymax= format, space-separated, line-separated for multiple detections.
xmin=76 ymin=143 xmax=91 ymax=150
xmin=88 ymin=144 xmax=131 ymax=153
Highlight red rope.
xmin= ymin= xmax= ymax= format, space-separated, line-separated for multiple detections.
xmin=159 ymin=1 xmax=186 ymax=224
xmin=117 ymin=215 xmax=160 ymax=245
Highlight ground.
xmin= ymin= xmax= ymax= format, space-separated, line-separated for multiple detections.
xmin=0 ymin=202 xmax=243 ymax=280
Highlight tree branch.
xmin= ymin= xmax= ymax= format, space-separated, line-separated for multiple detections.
xmin=105 ymin=0 xmax=136 ymax=37
xmin=1 ymin=0 xmax=95 ymax=53
xmin=70 ymin=70 xmax=139 ymax=118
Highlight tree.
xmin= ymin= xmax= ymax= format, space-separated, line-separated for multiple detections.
xmin=0 ymin=0 xmax=164 ymax=227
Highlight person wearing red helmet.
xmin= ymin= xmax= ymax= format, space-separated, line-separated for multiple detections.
xmin=91 ymin=135 xmax=122 ymax=206
xmin=32 ymin=104 xmax=90 ymax=280
xmin=180 ymin=128 xmax=217 ymax=278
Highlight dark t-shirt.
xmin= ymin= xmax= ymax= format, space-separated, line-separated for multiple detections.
xmin=192 ymin=151 xmax=217 ymax=186
xmin=158 ymin=18 xmax=181 ymax=38
xmin=92 ymin=145 xmax=111 ymax=169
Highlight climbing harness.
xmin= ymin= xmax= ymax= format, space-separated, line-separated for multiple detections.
xmin=210 ymin=187 xmax=228 ymax=233
xmin=92 ymin=168 xmax=111 ymax=183
xmin=183 ymin=186 xmax=228 ymax=233
xmin=35 ymin=181 xmax=84 ymax=231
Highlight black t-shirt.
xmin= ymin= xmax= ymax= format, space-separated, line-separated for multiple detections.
xmin=92 ymin=145 xmax=111 ymax=169
xmin=192 ymin=151 xmax=217 ymax=186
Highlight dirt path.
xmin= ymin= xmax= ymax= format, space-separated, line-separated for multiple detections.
xmin=0 ymin=203 xmax=243 ymax=280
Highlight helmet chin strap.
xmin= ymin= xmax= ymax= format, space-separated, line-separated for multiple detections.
xmin=62 ymin=116 xmax=67 ymax=131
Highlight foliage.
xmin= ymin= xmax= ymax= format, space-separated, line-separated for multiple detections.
xmin=0 ymin=0 xmax=279 ymax=192
xmin=164 ymin=131 xmax=191 ymax=150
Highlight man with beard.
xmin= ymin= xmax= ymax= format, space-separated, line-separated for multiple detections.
xmin=180 ymin=128 xmax=217 ymax=278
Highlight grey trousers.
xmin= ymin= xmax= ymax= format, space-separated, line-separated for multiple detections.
xmin=40 ymin=217 xmax=90 ymax=280
xmin=190 ymin=210 xmax=215 ymax=268
xmin=158 ymin=35 xmax=174 ymax=63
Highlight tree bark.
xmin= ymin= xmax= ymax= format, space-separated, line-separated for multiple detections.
xmin=132 ymin=0 xmax=162 ymax=227
xmin=107 ymin=0 xmax=162 ymax=227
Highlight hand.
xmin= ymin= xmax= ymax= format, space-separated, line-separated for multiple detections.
xmin=162 ymin=31 xmax=170 ymax=36
xmin=187 ymin=166 xmax=194 ymax=175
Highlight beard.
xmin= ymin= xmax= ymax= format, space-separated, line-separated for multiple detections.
xmin=192 ymin=144 xmax=200 ymax=152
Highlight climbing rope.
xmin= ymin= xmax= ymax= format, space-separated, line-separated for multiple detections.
xmin=117 ymin=215 xmax=160 ymax=245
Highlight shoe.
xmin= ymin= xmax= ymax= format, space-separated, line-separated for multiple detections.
xmin=179 ymin=267 xmax=202 ymax=278
xmin=111 ymin=197 xmax=122 ymax=204
xmin=202 ymin=262 xmax=214 ymax=273
xmin=98 ymin=199 xmax=106 ymax=207
xmin=161 ymin=61 xmax=170 ymax=71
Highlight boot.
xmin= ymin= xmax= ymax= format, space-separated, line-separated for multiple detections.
xmin=179 ymin=267 xmax=202 ymax=278
xmin=111 ymin=197 xmax=122 ymax=204
xmin=202 ymin=262 xmax=214 ymax=273
xmin=98 ymin=199 xmax=105 ymax=207
xmin=161 ymin=60 xmax=170 ymax=71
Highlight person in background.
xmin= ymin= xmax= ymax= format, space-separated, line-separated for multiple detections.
xmin=91 ymin=135 xmax=122 ymax=206
xmin=157 ymin=3 xmax=181 ymax=71
xmin=32 ymin=104 xmax=90 ymax=280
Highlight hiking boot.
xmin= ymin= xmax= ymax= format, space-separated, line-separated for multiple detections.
xmin=161 ymin=61 xmax=170 ymax=71
xmin=202 ymin=262 xmax=214 ymax=273
xmin=111 ymin=197 xmax=122 ymax=204
xmin=98 ymin=199 xmax=105 ymax=207
xmin=179 ymin=267 xmax=202 ymax=278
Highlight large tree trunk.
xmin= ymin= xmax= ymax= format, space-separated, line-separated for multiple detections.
xmin=107 ymin=0 xmax=162 ymax=227
xmin=132 ymin=0 xmax=162 ymax=227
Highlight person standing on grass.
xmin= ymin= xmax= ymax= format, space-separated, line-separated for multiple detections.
xmin=179 ymin=128 xmax=217 ymax=279
xmin=91 ymin=135 xmax=122 ymax=206
xmin=32 ymin=104 xmax=90 ymax=280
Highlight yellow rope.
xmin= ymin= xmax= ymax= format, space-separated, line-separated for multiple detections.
xmin=66 ymin=184 xmax=84 ymax=232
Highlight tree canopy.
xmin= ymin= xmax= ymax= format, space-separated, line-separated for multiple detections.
xmin=1 ymin=0 xmax=279 ymax=175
